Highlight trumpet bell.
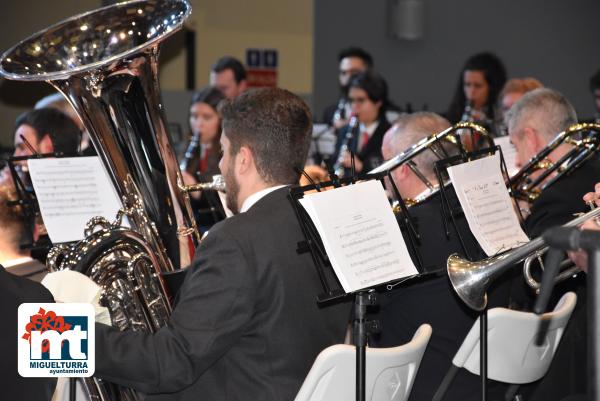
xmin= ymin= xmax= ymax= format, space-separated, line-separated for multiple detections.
xmin=447 ymin=253 xmax=489 ymax=311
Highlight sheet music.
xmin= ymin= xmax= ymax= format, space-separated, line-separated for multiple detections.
xmin=494 ymin=135 xmax=519 ymax=177
xmin=299 ymin=180 xmax=418 ymax=293
xmin=447 ymin=153 xmax=529 ymax=256
xmin=28 ymin=157 xmax=123 ymax=244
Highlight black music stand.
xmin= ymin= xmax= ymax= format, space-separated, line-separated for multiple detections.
xmin=5 ymin=151 xmax=68 ymax=256
xmin=433 ymin=145 xmax=513 ymax=401
xmin=289 ymin=170 xmax=422 ymax=401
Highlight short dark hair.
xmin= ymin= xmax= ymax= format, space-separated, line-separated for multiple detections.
xmin=590 ymin=69 xmax=600 ymax=91
xmin=14 ymin=108 xmax=81 ymax=155
xmin=218 ymin=88 xmax=312 ymax=185
xmin=348 ymin=70 xmax=390 ymax=118
xmin=0 ymin=184 xmax=33 ymax=249
xmin=211 ymin=56 xmax=247 ymax=84
xmin=337 ymin=46 xmax=374 ymax=68
xmin=191 ymin=86 xmax=226 ymax=110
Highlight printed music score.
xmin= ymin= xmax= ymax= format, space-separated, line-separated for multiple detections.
xmin=28 ymin=157 xmax=123 ymax=243
xmin=494 ymin=135 xmax=519 ymax=177
xmin=447 ymin=153 xmax=529 ymax=256
xmin=299 ymin=180 xmax=418 ymax=293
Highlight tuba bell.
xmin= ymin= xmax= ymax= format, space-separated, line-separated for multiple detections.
xmin=0 ymin=0 xmax=196 ymax=399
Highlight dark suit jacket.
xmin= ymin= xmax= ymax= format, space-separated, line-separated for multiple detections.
xmin=518 ymin=155 xmax=600 ymax=401
xmin=1 ymin=265 xmax=56 ymax=401
xmin=332 ymin=116 xmax=390 ymax=174
xmin=5 ymin=258 xmax=48 ymax=282
xmin=375 ymin=188 xmax=510 ymax=401
xmin=95 ymin=187 xmax=351 ymax=401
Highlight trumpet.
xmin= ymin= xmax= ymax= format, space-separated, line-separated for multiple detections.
xmin=522 ymin=247 xmax=580 ymax=293
xmin=447 ymin=205 xmax=600 ymax=311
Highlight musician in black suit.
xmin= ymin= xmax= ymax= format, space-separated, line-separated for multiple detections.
xmin=50 ymin=88 xmax=352 ymax=401
xmin=331 ymin=70 xmax=392 ymax=175
xmin=1 ymin=265 xmax=55 ymax=401
xmin=505 ymin=88 xmax=599 ymax=400
xmin=374 ymin=112 xmax=510 ymax=401
xmin=0 ymin=184 xmax=47 ymax=282
xmin=321 ymin=46 xmax=373 ymax=128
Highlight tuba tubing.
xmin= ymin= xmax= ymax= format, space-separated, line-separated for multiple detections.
xmin=0 ymin=2 xmax=195 ymax=400
xmin=0 ymin=0 xmax=198 ymax=272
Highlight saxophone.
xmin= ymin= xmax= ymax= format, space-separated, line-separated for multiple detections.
xmin=1 ymin=1 xmax=197 ymax=399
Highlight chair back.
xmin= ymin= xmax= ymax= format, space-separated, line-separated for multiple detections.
xmin=294 ymin=324 xmax=432 ymax=401
xmin=453 ymin=292 xmax=577 ymax=384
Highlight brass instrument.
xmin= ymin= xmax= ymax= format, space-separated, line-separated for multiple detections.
xmin=0 ymin=1 xmax=195 ymax=400
xmin=179 ymin=174 xmax=226 ymax=193
xmin=509 ymin=123 xmax=600 ymax=203
xmin=369 ymin=121 xmax=495 ymax=207
xmin=370 ymin=121 xmax=494 ymax=175
xmin=522 ymin=247 xmax=580 ymax=293
xmin=447 ymin=206 xmax=600 ymax=311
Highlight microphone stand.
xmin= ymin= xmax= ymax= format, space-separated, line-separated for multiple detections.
xmin=589 ymin=247 xmax=599 ymax=400
xmin=540 ymin=227 xmax=600 ymax=401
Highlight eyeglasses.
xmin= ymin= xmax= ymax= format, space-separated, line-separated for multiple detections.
xmin=340 ymin=68 xmax=362 ymax=77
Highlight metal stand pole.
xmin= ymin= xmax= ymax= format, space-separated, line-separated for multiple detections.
xmin=353 ymin=291 xmax=379 ymax=401
xmin=354 ymin=292 xmax=368 ymax=401
xmin=479 ymin=307 xmax=488 ymax=401
xmin=589 ymin=249 xmax=600 ymax=401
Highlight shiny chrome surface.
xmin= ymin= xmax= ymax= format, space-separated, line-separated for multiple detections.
xmin=448 ymin=206 xmax=600 ymax=311
xmin=0 ymin=0 xmax=198 ymax=271
xmin=522 ymin=248 xmax=580 ymax=293
xmin=369 ymin=122 xmax=494 ymax=208
xmin=180 ymin=174 xmax=226 ymax=193
xmin=0 ymin=0 xmax=190 ymax=81
xmin=369 ymin=121 xmax=494 ymax=175
xmin=509 ymin=123 xmax=600 ymax=203
xmin=2 ymin=2 xmax=194 ymax=400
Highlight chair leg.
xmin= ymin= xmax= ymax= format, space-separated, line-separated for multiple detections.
xmin=432 ymin=365 xmax=459 ymax=401
xmin=504 ymin=384 xmax=521 ymax=401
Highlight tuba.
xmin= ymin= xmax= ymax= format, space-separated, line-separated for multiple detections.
xmin=0 ymin=0 xmax=197 ymax=399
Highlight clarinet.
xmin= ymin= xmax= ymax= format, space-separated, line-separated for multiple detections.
xmin=333 ymin=115 xmax=359 ymax=177
xmin=461 ymin=100 xmax=474 ymax=122
xmin=180 ymin=131 xmax=201 ymax=174
xmin=332 ymin=97 xmax=347 ymax=126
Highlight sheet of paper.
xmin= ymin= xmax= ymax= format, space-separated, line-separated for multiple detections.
xmin=447 ymin=153 xmax=529 ymax=256
xmin=494 ymin=135 xmax=519 ymax=177
xmin=299 ymin=180 xmax=418 ymax=293
xmin=28 ymin=157 xmax=123 ymax=244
